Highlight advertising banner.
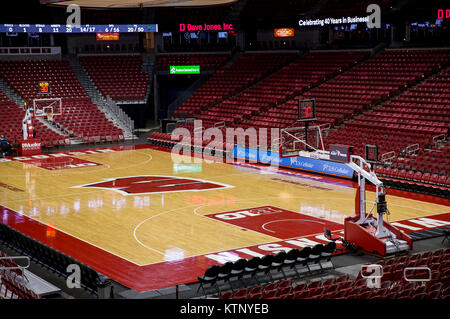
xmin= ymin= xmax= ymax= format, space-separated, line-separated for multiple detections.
xmin=234 ymin=146 xmax=354 ymax=178
xmin=169 ymin=65 xmax=200 ymax=74
xmin=329 ymin=144 xmax=352 ymax=163
xmin=273 ymin=28 xmax=295 ymax=38
xmin=20 ymin=139 xmax=41 ymax=156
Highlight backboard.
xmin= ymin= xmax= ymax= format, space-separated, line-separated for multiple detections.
xmin=33 ymin=98 xmax=63 ymax=119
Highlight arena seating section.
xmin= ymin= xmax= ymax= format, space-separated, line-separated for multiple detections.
xmin=54 ymin=98 xmax=124 ymax=144
xmin=0 ymin=60 xmax=124 ymax=147
xmin=79 ymin=55 xmax=150 ymax=102
xmin=217 ymin=247 xmax=450 ymax=299
xmin=322 ymin=49 xmax=450 ymax=157
xmin=240 ymin=50 xmax=370 ymax=129
xmin=174 ymin=52 xmax=298 ymax=120
xmin=375 ymin=142 xmax=450 ymax=195
xmin=0 ymin=91 xmax=67 ymax=147
xmin=320 ymin=50 xmax=450 ymax=192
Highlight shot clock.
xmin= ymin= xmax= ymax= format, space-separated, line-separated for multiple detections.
xmin=39 ymin=81 xmax=50 ymax=94
xmin=298 ymin=98 xmax=316 ymax=122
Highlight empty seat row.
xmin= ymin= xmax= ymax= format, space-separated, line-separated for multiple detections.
xmin=79 ymin=55 xmax=150 ymax=102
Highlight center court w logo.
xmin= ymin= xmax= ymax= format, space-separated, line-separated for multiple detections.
xmin=72 ymin=175 xmax=234 ymax=195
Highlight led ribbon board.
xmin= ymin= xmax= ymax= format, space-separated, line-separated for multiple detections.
xmin=0 ymin=24 xmax=158 ymax=33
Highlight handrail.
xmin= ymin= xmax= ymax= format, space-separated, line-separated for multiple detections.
xmin=214 ymin=121 xmax=225 ymax=128
xmin=193 ymin=126 xmax=205 ymax=134
xmin=432 ymin=134 xmax=446 ymax=146
xmin=381 ymin=151 xmax=396 ymax=163
xmin=105 ymin=96 xmax=134 ymax=136
xmin=405 ymin=143 xmax=419 ymax=155
xmin=0 ymin=256 xmax=30 ymax=278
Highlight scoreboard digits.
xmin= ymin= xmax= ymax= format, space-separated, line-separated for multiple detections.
xmin=0 ymin=24 xmax=158 ymax=33
xmin=298 ymin=98 xmax=316 ymax=122
xmin=39 ymin=81 xmax=50 ymax=94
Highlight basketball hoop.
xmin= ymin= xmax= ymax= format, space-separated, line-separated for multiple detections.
xmin=33 ymin=98 xmax=62 ymax=118
xmin=280 ymin=125 xmax=325 ymax=158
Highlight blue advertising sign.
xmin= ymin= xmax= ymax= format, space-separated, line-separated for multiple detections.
xmin=234 ymin=146 xmax=354 ymax=179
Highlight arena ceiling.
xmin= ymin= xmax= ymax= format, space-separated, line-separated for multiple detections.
xmin=44 ymin=0 xmax=237 ymax=8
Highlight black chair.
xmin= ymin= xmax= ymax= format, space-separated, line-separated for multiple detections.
xmin=229 ymin=258 xmax=247 ymax=290
xmin=271 ymin=251 xmax=287 ymax=279
xmin=216 ymin=261 xmax=233 ymax=291
xmin=258 ymin=254 xmax=274 ymax=282
xmin=309 ymin=244 xmax=325 ymax=273
xmin=197 ymin=264 xmax=220 ymax=296
xmin=442 ymin=229 xmax=450 ymax=245
xmin=297 ymin=246 xmax=312 ymax=274
xmin=244 ymin=257 xmax=261 ymax=286
xmin=321 ymin=241 xmax=337 ymax=269
xmin=283 ymin=248 xmax=300 ymax=277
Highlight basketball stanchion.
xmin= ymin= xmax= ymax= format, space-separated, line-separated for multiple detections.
xmin=278 ymin=114 xmax=412 ymax=256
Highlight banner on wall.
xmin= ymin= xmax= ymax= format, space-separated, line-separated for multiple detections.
xmin=234 ymin=146 xmax=354 ymax=179
xmin=273 ymin=28 xmax=295 ymax=38
xmin=96 ymin=33 xmax=119 ymax=41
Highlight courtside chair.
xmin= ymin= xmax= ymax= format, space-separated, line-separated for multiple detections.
xmin=243 ymin=257 xmax=262 ymax=286
xmin=229 ymin=258 xmax=247 ymax=290
xmin=309 ymin=244 xmax=325 ymax=273
xmin=270 ymin=251 xmax=288 ymax=280
xmin=296 ymin=246 xmax=312 ymax=275
xmin=197 ymin=264 xmax=220 ymax=296
xmin=258 ymin=254 xmax=275 ymax=282
xmin=321 ymin=241 xmax=337 ymax=270
xmin=216 ymin=262 xmax=233 ymax=292
xmin=283 ymin=248 xmax=300 ymax=278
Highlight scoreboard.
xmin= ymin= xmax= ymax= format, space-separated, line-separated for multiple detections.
xmin=0 ymin=24 xmax=158 ymax=33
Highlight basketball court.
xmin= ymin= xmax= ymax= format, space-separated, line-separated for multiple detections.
xmin=0 ymin=144 xmax=448 ymax=292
